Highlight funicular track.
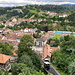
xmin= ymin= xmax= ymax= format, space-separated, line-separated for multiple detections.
xmin=42 ymin=59 xmax=60 ymax=75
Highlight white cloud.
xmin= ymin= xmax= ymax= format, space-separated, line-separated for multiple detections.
xmin=0 ymin=0 xmax=32 ymax=3
xmin=0 ymin=0 xmax=75 ymax=3
xmin=0 ymin=0 xmax=75 ymax=7
xmin=0 ymin=4 xmax=15 ymax=7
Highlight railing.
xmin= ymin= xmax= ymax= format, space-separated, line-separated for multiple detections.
xmin=5 ymin=64 xmax=11 ymax=71
xmin=0 ymin=64 xmax=11 ymax=71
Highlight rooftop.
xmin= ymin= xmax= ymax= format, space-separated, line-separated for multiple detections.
xmin=0 ymin=54 xmax=11 ymax=63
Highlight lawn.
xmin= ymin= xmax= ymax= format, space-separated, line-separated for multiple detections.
xmin=52 ymin=34 xmax=63 ymax=40
xmin=29 ymin=10 xmax=38 ymax=14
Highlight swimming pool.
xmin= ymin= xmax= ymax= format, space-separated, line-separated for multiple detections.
xmin=55 ymin=31 xmax=75 ymax=35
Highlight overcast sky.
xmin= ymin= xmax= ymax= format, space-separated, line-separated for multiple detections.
xmin=0 ymin=0 xmax=75 ymax=7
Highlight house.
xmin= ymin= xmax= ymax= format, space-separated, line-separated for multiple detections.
xmin=0 ymin=40 xmax=19 ymax=46
xmin=12 ymin=17 xmax=17 ymax=22
xmin=0 ymin=29 xmax=3 ymax=34
xmin=34 ymin=38 xmax=47 ymax=47
xmin=42 ymin=44 xmax=51 ymax=60
xmin=32 ymin=46 xmax=43 ymax=54
xmin=0 ymin=54 xmax=11 ymax=71
xmin=44 ymin=32 xmax=51 ymax=39
xmin=37 ymin=19 xmax=43 ymax=22
xmin=17 ymin=32 xmax=25 ymax=37
xmin=46 ymin=11 xmax=57 ymax=16
xmin=6 ymin=32 xmax=21 ymax=42
xmin=58 ymin=13 xmax=68 ymax=17
xmin=42 ymin=44 xmax=59 ymax=61
xmin=3 ymin=29 xmax=12 ymax=34
xmin=5 ymin=21 xmax=10 ymax=26
xmin=13 ymin=30 xmax=23 ymax=34
xmin=10 ymin=56 xmax=18 ymax=62
xmin=24 ymin=28 xmax=29 ymax=32
xmin=24 ymin=28 xmax=36 ymax=33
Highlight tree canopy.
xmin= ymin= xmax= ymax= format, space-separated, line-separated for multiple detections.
xmin=0 ymin=42 xmax=13 ymax=55
xmin=52 ymin=35 xmax=75 ymax=74
xmin=18 ymin=34 xmax=42 ymax=70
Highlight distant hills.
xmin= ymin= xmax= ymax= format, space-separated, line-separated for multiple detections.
xmin=61 ymin=4 xmax=75 ymax=5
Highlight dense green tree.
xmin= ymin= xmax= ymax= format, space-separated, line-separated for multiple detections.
xmin=64 ymin=35 xmax=70 ymax=41
xmin=68 ymin=59 xmax=75 ymax=75
xmin=18 ymin=54 xmax=34 ymax=68
xmin=3 ymin=21 xmax=6 ymax=24
xmin=0 ymin=70 xmax=9 ymax=75
xmin=60 ymin=36 xmax=64 ymax=42
xmin=68 ymin=11 xmax=75 ymax=26
xmin=11 ymin=63 xmax=35 ymax=75
xmin=44 ymin=26 xmax=48 ymax=32
xmin=0 ymin=24 xmax=5 ymax=28
xmin=0 ymin=42 xmax=13 ymax=55
xmin=18 ymin=34 xmax=42 ymax=70
xmin=52 ymin=35 xmax=75 ymax=74
xmin=18 ymin=71 xmax=52 ymax=75
xmin=33 ymin=33 xmax=41 ymax=38
xmin=18 ymin=35 xmax=34 ymax=57
xmin=47 ymin=38 xmax=59 ymax=47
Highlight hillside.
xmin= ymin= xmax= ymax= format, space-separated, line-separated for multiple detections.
xmin=0 ymin=5 xmax=75 ymax=21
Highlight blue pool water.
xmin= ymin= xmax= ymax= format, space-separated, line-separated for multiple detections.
xmin=55 ymin=31 xmax=75 ymax=35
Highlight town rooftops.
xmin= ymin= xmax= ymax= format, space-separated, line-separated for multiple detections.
xmin=0 ymin=54 xmax=11 ymax=63
xmin=36 ymin=38 xmax=47 ymax=42
xmin=3 ymin=29 xmax=12 ymax=34
xmin=6 ymin=32 xmax=21 ymax=40
xmin=0 ymin=40 xmax=19 ymax=46
xmin=44 ymin=32 xmax=50 ymax=39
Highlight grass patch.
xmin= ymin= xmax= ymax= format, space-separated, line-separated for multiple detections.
xmin=52 ymin=34 xmax=64 ymax=40
xmin=29 ymin=10 xmax=38 ymax=14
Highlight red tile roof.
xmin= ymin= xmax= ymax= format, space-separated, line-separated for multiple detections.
xmin=3 ymin=29 xmax=12 ymax=34
xmin=13 ymin=30 xmax=23 ymax=33
xmin=6 ymin=32 xmax=21 ymax=40
xmin=36 ymin=38 xmax=47 ymax=42
xmin=44 ymin=32 xmax=50 ymax=38
xmin=42 ymin=44 xmax=51 ymax=60
xmin=17 ymin=32 xmax=25 ymax=37
xmin=51 ymin=47 xmax=59 ymax=53
xmin=42 ymin=44 xmax=59 ymax=59
xmin=0 ymin=40 xmax=19 ymax=46
xmin=5 ymin=21 xmax=10 ymax=25
xmin=0 ymin=54 xmax=11 ymax=63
